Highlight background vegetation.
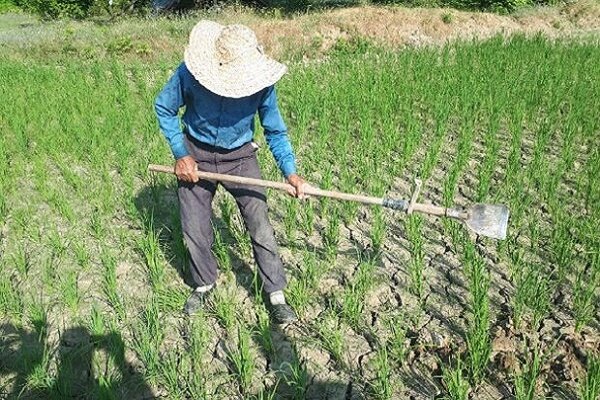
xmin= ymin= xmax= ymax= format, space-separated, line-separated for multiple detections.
xmin=3 ymin=0 xmax=568 ymax=19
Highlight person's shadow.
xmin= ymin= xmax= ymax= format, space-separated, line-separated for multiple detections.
xmin=0 ymin=323 xmax=153 ymax=399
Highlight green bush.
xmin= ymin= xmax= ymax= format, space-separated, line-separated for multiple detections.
xmin=0 ymin=0 xmax=19 ymax=12
xmin=15 ymin=0 xmax=94 ymax=18
xmin=13 ymin=0 xmax=153 ymax=19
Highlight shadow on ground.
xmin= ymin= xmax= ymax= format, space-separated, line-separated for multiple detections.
xmin=0 ymin=323 xmax=153 ymax=399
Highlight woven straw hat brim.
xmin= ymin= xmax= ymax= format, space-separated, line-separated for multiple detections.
xmin=184 ymin=21 xmax=287 ymax=99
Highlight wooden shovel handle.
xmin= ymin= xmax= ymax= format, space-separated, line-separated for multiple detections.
xmin=148 ymin=164 xmax=386 ymax=207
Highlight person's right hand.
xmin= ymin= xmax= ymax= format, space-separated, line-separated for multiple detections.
xmin=175 ymin=156 xmax=199 ymax=183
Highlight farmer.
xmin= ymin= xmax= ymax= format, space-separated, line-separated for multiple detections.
xmin=154 ymin=20 xmax=306 ymax=324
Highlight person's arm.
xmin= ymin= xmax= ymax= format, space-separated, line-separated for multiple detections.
xmin=154 ymin=64 xmax=197 ymax=182
xmin=258 ymin=86 xmax=306 ymax=197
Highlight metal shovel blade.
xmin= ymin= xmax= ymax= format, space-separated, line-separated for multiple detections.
xmin=465 ymin=204 xmax=510 ymax=240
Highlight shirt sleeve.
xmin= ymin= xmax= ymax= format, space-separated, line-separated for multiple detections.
xmin=154 ymin=64 xmax=188 ymax=159
xmin=258 ymin=85 xmax=297 ymax=178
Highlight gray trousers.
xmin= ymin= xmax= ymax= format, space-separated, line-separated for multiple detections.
xmin=178 ymin=135 xmax=287 ymax=294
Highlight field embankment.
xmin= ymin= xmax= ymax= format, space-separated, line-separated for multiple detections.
xmin=0 ymin=0 xmax=598 ymax=63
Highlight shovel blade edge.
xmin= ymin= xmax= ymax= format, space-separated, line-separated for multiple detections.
xmin=465 ymin=204 xmax=510 ymax=240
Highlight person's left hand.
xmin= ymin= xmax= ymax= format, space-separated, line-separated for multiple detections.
xmin=287 ymin=174 xmax=310 ymax=200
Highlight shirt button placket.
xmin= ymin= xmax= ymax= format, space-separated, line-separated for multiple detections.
xmin=215 ymin=96 xmax=224 ymax=170
xmin=215 ymin=96 xmax=224 ymax=147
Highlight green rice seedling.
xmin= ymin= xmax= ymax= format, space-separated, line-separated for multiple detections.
xmin=219 ymin=196 xmax=252 ymax=256
xmin=406 ymin=214 xmax=425 ymax=301
xmin=155 ymin=286 xmax=188 ymax=312
xmin=340 ymin=283 xmax=365 ymax=329
xmin=252 ymin=381 xmax=280 ymax=400
xmin=96 ymin=374 xmax=118 ymax=400
xmin=11 ymin=242 xmax=31 ymax=277
xmin=72 ymin=240 xmax=91 ymax=270
xmin=385 ymin=313 xmax=408 ymax=365
xmin=138 ymin=216 xmax=165 ymax=291
xmin=316 ymin=314 xmax=345 ymax=368
xmin=0 ymin=273 xmax=22 ymax=321
xmin=220 ymin=193 xmax=237 ymax=229
xmin=573 ymin=255 xmax=600 ymax=332
xmin=513 ymin=344 xmax=544 ymax=400
xmin=512 ymin=264 xmax=551 ymax=331
xmin=283 ymin=198 xmax=298 ymax=244
xmin=579 ymin=353 xmax=600 ymax=400
xmin=252 ymin=265 xmax=264 ymax=304
xmin=420 ymin=118 xmax=447 ymax=180
xmin=181 ymin=314 xmax=210 ymax=397
xmin=287 ymin=251 xmax=322 ymax=316
xmin=212 ymin=285 xmax=239 ymax=332
xmin=302 ymin=250 xmax=322 ymax=285
xmin=527 ymin=216 xmax=541 ymax=252
xmin=323 ymin=205 xmax=341 ymax=260
xmin=100 ymin=251 xmax=124 ymax=320
xmin=88 ymin=303 xmax=105 ymax=337
xmin=228 ymin=325 xmax=255 ymax=395
xmin=475 ymin=116 xmax=499 ymax=202
xmin=159 ymin=350 xmax=184 ymax=398
xmin=355 ymin=258 xmax=376 ymax=292
xmin=47 ymin=228 xmax=67 ymax=258
xmin=185 ymin=359 xmax=208 ymax=399
xmin=281 ymin=349 xmax=308 ymax=400
xmin=24 ymin=342 xmax=53 ymax=393
xmin=90 ymin=210 xmax=107 ymax=240
xmin=549 ymin=218 xmax=575 ymax=286
xmin=41 ymin=255 xmax=58 ymax=289
xmin=340 ymin=259 xmax=376 ymax=329
xmin=47 ymin=187 xmax=76 ymax=222
xmin=28 ymin=297 xmax=49 ymax=341
xmin=213 ymin=224 xmax=232 ymax=273
xmin=463 ymin=241 xmax=491 ymax=385
xmin=55 ymin=158 xmax=84 ymax=193
xmin=287 ymin=276 xmax=312 ymax=316
xmin=255 ymin=303 xmax=274 ymax=355
xmin=132 ymin=296 xmax=164 ymax=383
xmin=442 ymin=357 xmax=470 ymax=400
xmin=59 ymin=269 xmax=80 ymax=312
xmin=188 ymin=312 xmax=210 ymax=360
xmin=340 ymin=170 xmax=359 ymax=224
xmin=300 ymin=200 xmax=315 ymax=237
xmin=369 ymin=346 xmax=393 ymax=399
xmin=369 ymin=208 xmax=386 ymax=254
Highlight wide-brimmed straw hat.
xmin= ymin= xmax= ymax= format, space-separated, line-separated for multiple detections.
xmin=184 ymin=20 xmax=287 ymax=99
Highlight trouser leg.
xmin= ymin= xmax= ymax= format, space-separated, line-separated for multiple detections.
xmin=218 ymin=145 xmax=287 ymax=293
xmin=178 ymin=137 xmax=219 ymax=287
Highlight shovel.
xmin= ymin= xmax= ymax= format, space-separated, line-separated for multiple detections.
xmin=148 ymin=165 xmax=509 ymax=240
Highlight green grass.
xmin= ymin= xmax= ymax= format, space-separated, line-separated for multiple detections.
xmin=580 ymin=353 xmax=600 ymax=400
xmin=0 ymin=15 xmax=599 ymax=397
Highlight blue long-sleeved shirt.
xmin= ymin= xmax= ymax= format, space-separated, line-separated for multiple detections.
xmin=154 ymin=63 xmax=296 ymax=178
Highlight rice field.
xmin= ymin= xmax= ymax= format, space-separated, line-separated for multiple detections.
xmin=1 ymin=12 xmax=599 ymax=399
